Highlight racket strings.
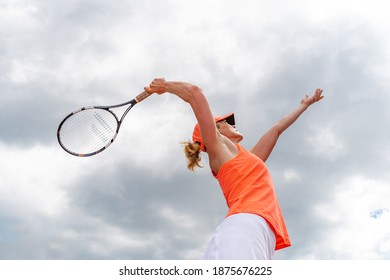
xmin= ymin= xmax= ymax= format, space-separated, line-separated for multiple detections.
xmin=59 ymin=109 xmax=118 ymax=155
xmin=93 ymin=112 xmax=115 ymax=134
xmin=91 ymin=124 xmax=110 ymax=143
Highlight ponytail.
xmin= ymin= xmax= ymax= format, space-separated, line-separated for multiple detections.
xmin=182 ymin=141 xmax=203 ymax=171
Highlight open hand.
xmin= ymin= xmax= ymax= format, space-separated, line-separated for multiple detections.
xmin=301 ymin=88 xmax=324 ymax=108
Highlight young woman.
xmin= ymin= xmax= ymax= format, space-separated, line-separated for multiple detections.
xmin=144 ymin=78 xmax=324 ymax=259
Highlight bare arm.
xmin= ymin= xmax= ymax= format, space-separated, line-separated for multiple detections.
xmin=144 ymin=78 xmax=220 ymax=153
xmin=250 ymin=88 xmax=324 ymax=162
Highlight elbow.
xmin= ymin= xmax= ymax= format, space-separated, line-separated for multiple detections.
xmin=188 ymin=85 xmax=203 ymax=96
xmin=185 ymin=85 xmax=204 ymax=103
xmin=272 ymin=123 xmax=284 ymax=136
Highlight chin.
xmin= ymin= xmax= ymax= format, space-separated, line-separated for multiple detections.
xmin=233 ymin=134 xmax=244 ymax=143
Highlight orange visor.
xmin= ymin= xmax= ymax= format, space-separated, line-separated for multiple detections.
xmin=192 ymin=113 xmax=235 ymax=152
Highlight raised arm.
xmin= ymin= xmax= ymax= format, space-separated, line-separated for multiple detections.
xmin=144 ymin=78 xmax=220 ymax=153
xmin=250 ymin=88 xmax=324 ymax=162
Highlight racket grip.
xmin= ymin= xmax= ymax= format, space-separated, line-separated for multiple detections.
xmin=135 ymin=91 xmax=152 ymax=103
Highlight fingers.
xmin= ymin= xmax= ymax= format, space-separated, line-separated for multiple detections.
xmin=154 ymin=77 xmax=165 ymax=82
xmin=150 ymin=78 xmax=166 ymax=87
xmin=144 ymin=77 xmax=167 ymax=94
xmin=313 ymin=88 xmax=324 ymax=102
xmin=302 ymin=88 xmax=324 ymax=106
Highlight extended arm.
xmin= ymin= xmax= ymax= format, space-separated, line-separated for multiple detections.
xmin=144 ymin=78 xmax=220 ymax=152
xmin=250 ymin=88 xmax=324 ymax=162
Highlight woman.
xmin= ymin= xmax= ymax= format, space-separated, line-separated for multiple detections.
xmin=144 ymin=78 xmax=324 ymax=259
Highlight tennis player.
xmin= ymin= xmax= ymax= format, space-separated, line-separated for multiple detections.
xmin=145 ymin=78 xmax=324 ymax=260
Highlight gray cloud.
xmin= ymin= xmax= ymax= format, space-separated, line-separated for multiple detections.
xmin=1 ymin=0 xmax=390 ymax=260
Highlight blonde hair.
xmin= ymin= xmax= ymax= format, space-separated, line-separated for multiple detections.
xmin=181 ymin=141 xmax=203 ymax=171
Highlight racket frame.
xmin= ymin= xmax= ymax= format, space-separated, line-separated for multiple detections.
xmin=57 ymin=91 xmax=151 ymax=157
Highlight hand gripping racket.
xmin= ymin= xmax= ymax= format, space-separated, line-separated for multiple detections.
xmin=57 ymin=91 xmax=152 ymax=157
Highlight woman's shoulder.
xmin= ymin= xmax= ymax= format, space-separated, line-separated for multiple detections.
xmin=209 ymin=136 xmax=240 ymax=174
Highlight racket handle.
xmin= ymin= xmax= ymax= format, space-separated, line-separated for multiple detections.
xmin=135 ymin=91 xmax=152 ymax=103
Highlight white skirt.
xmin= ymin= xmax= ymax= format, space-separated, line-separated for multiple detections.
xmin=203 ymin=213 xmax=276 ymax=260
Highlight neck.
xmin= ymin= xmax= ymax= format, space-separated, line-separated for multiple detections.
xmin=227 ymin=134 xmax=243 ymax=144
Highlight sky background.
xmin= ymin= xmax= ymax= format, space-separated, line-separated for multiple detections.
xmin=1 ymin=0 xmax=390 ymax=260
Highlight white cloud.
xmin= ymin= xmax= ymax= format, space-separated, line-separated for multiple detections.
xmin=305 ymin=121 xmax=346 ymax=161
xmin=314 ymin=175 xmax=390 ymax=259
xmin=283 ymin=169 xmax=301 ymax=183
xmin=379 ymin=235 xmax=390 ymax=253
xmin=0 ymin=143 xmax=91 ymax=217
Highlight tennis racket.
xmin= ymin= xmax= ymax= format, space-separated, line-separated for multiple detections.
xmin=57 ymin=91 xmax=152 ymax=157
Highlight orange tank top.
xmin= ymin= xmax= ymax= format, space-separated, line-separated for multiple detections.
xmin=212 ymin=144 xmax=291 ymax=250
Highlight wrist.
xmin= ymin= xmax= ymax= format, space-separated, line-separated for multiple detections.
xmin=300 ymin=103 xmax=309 ymax=112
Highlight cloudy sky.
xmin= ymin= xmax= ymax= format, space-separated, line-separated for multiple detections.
xmin=1 ymin=0 xmax=390 ymax=260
